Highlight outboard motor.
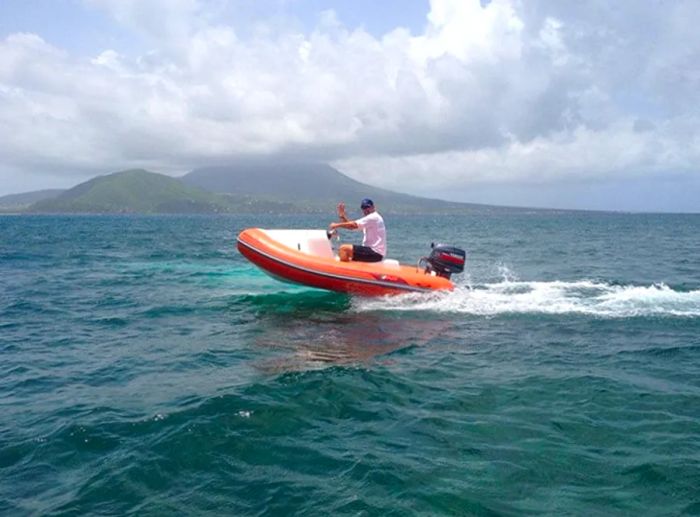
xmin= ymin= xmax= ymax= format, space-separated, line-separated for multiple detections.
xmin=420 ymin=243 xmax=466 ymax=279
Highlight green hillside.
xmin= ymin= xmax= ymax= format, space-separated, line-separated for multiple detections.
xmin=27 ymin=169 xmax=294 ymax=214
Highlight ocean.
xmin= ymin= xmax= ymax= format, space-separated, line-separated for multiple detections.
xmin=1 ymin=212 xmax=699 ymax=515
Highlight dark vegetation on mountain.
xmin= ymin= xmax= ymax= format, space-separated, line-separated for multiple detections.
xmin=27 ymin=170 xmax=223 ymax=213
xmin=9 ymin=160 xmax=522 ymax=214
xmin=26 ymin=170 xmax=295 ymax=214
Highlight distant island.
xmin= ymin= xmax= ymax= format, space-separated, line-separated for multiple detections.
xmin=0 ymin=160 xmax=521 ymax=215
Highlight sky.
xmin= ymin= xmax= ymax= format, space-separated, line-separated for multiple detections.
xmin=1 ymin=0 xmax=700 ymax=212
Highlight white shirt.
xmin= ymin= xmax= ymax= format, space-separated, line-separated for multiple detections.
xmin=356 ymin=211 xmax=386 ymax=257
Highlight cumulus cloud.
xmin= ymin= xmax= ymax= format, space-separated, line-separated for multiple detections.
xmin=337 ymin=120 xmax=700 ymax=191
xmin=1 ymin=0 xmax=699 ymax=203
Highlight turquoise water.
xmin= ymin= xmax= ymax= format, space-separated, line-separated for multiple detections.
xmin=1 ymin=213 xmax=700 ymax=515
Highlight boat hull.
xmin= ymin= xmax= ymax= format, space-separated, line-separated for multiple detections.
xmin=237 ymin=228 xmax=454 ymax=296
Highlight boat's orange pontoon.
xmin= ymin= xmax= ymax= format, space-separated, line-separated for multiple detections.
xmin=237 ymin=228 xmax=465 ymax=297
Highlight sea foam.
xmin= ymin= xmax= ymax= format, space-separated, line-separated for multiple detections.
xmin=353 ymin=279 xmax=700 ymax=318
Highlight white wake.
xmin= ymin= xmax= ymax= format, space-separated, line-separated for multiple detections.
xmin=353 ymin=279 xmax=700 ymax=318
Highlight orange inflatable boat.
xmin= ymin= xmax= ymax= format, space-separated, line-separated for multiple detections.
xmin=237 ymin=228 xmax=466 ymax=296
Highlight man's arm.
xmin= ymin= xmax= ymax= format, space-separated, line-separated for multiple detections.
xmin=337 ymin=203 xmax=350 ymax=222
xmin=329 ymin=202 xmax=358 ymax=231
xmin=330 ymin=220 xmax=359 ymax=231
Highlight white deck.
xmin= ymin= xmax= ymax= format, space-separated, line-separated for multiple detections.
xmin=262 ymin=229 xmax=335 ymax=258
xmin=260 ymin=229 xmax=399 ymax=267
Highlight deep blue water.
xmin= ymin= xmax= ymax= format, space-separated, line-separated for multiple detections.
xmin=1 ymin=212 xmax=700 ymax=515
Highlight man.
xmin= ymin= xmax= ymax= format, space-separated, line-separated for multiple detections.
xmin=329 ymin=198 xmax=386 ymax=262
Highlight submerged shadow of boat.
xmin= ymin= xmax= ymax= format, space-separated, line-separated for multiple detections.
xmin=252 ymin=313 xmax=455 ymax=373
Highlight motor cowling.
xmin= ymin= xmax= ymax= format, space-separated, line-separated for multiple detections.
xmin=422 ymin=243 xmax=466 ymax=279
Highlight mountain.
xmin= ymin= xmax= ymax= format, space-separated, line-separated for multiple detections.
xmin=182 ymin=159 xmax=500 ymax=213
xmin=13 ymin=161 xmax=525 ymax=215
xmin=0 ymin=189 xmax=64 ymax=211
xmin=182 ymin=160 xmax=375 ymax=202
xmin=27 ymin=169 xmax=295 ymax=214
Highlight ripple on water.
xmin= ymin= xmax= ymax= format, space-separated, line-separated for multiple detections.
xmin=2 ymin=214 xmax=700 ymax=514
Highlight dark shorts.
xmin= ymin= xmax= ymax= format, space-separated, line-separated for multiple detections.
xmin=352 ymin=245 xmax=383 ymax=263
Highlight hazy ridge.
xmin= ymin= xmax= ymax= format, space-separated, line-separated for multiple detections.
xmin=3 ymin=162 xmax=521 ymax=214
